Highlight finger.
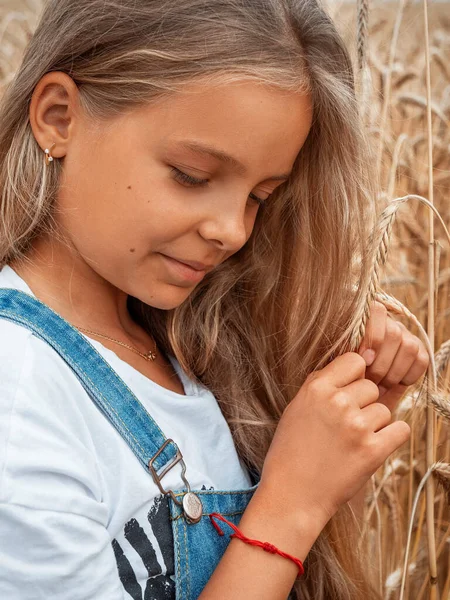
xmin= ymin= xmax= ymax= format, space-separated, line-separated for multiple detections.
xmin=342 ymin=377 xmax=380 ymax=408
xmin=319 ymin=352 xmax=367 ymax=388
xmin=361 ymin=402 xmax=392 ymax=432
xmin=358 ymin=301 xmax=387 ymax=357
xmin=366 ymin=318 xmax=403 ymax=385
xmin=373 ymin=420 xmax=411 ymax=461
xmin=393 ymin=322 xmax=430 ymax=385
xmin=377 ymin=331 xmax=420 ymax=389
xmin=400 ymin=347 xmax=430 ymax=386
xmin=377 ymin=383 xmax=409 ymax=412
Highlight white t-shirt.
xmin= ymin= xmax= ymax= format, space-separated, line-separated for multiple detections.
xmin=0 ymin=264 xmax=252 ymax=600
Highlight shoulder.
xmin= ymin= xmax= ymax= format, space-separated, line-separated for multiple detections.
xmin=0 ymin=318 xmax=32 ymax=393
xmin=0 ymin=318 xmax=95 ymax=428
xmin=0 ymin=319 xmax=104 ymax=513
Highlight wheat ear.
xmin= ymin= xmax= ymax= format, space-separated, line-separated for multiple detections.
xmin=435 ymin=339 xmax=450 ymax=378
xmin=349 ymin=194 xmax=450 ymax=354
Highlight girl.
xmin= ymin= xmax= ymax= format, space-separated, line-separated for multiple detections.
xmin=0 ymin=1 xmax=429 ymax=599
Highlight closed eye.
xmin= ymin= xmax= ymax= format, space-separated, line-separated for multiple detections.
xmin=170 ymin=167 xmax=268 ymax=207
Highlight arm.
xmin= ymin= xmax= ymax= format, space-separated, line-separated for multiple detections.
xmin=198 ymin=484 xmax=330 ymax=600
xmin=348 ymin=481 xmax=369 ymax=522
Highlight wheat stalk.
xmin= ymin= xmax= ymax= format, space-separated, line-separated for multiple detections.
xmin=399 ymin=461 xmax=448 ymax=600
xmin=376 ymin=0 xmax=407 ymax=177
xmin=422 ymin=0 xmax=438 ymax=593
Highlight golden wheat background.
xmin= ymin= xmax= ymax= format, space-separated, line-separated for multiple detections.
xmin=327 ymin=3 xmax=450 ymax=597
xmin=1 ymin=0 xmax=449 ymax=598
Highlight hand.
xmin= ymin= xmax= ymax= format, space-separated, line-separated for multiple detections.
xmin=259 ymin=352 xmax=411 ymax=523
xmin=357 ymin=301 xmax=430 ymax=411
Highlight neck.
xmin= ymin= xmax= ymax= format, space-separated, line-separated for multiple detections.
xmin=9 ymin=235 xmax=147 ymax=345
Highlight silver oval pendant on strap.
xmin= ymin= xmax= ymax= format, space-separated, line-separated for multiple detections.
xmin=183 ymin=491 xmax=203 ymax=524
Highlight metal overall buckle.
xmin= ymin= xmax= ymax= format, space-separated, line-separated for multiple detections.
xmin=148 ymin=438 xmax=203 ymax=524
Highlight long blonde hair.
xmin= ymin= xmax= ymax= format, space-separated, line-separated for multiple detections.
xmin=0 ymin=1 xmax=381 ymax=597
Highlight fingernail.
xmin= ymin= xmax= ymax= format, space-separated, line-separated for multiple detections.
xmin=378 ymin=385 xmax=387 ymax=397
xmin=362 ymin=349 xmax=375 ymax=366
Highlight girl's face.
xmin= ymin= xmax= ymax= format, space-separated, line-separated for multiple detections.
xmin=32 ymin=75 xmax=312 ymax=310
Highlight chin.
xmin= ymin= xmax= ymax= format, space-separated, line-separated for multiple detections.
xmin=138 ymin=285 xmax=195 ymax=311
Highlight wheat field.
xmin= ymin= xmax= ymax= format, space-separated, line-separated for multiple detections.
xmin=1 ymin=1 xmax=449 ymax=598
xmin=328 ymin=3 xmax=450 ymax=598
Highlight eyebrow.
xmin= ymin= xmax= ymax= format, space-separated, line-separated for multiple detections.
xmin=172 ymin=139 xmax=292 ymax=181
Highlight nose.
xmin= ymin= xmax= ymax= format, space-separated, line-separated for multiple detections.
xmin=198 ymin=200 xmax=252 ymax=253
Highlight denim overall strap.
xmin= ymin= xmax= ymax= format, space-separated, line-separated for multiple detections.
xmin=0 ymin=288 xmax=182 ymax=486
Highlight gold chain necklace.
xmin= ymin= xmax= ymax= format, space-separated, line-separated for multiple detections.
xmin=76 ymin=326 xmax=157 ymax=361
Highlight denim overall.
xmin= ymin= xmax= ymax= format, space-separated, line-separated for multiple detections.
xmin=0 ymin=288 xmax=298 ymax=600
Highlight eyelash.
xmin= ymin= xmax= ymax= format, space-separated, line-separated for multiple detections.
xmin=170 ymin=167 xmax=267 ymax=207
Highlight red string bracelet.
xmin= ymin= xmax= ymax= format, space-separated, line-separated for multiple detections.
xmin=209 ymin=512 xmax=304 ymax=579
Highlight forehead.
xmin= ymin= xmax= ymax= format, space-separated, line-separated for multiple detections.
xmin=141 ymin=80 xmax=313 ymax=178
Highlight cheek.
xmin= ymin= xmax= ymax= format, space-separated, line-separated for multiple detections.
xmin=70 ymin=175 xmax=165 ymax=249
xmin=120 ymin=162 xmax=190 ymax=233
xmin=243 ymin=205 xmax=261 ymax=240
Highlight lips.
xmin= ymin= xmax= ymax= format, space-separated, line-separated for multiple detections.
xmin=162 ymin=255 xmax=215 ymax=272
xmin=159 ymin=253 xmax=212 ymax=284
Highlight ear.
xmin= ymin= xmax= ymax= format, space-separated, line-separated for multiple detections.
xmin=29 ymin=71 xmax=81 ymax=160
